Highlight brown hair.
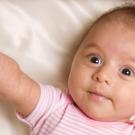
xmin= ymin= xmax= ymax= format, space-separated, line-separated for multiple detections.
xmin=90 ymin=5 xmax=135 ymax=30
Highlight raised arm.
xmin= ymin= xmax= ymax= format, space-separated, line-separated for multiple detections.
xmin=0 ymin=53 xmax=40 ymax=117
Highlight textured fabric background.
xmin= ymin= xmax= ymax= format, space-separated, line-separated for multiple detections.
xmin=0 ymin=0 xmax=126 ymax=134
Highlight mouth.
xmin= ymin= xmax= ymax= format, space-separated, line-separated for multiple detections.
xmin=87 ymin=91 xmax=109 ymax=101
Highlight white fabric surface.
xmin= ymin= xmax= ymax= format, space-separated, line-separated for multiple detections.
xmin=0 ymin=0 xmax=125 ymax=134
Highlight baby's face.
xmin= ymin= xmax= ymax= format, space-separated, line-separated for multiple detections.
xmin=68 ymin=21 xmax=135 ymax=122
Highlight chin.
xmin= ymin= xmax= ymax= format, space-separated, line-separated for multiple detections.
xmin=85 ymin=111 xmax=116 ymax=122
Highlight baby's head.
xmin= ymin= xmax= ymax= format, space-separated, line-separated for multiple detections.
xmin=68 ymin=5 xmax=135 ymax=122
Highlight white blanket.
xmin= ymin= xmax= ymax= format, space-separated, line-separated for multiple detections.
xmin=0 ymin=1 xmax=124 ymax=134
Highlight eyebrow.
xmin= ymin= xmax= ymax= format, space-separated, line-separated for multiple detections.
xmin=128 ymin=56 xmax=135 ymax=62
xmin=84 ymin=43 xmax=100 ymax=50
xmin=83 ymin=43 xmax=135 ymax=65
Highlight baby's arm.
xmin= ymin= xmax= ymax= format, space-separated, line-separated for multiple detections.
xmin=0 ymin=53 xmax=40 ymax=117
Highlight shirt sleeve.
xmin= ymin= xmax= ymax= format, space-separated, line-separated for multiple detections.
xmin=16 ymin=84 xmax=65 ymax=129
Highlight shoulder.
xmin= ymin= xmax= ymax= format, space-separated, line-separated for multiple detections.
xmin=40 ymin=84 xmax=73 ymax=104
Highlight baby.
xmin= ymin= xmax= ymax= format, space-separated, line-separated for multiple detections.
xmin=1 ymin=5 xmax=135 ymax=135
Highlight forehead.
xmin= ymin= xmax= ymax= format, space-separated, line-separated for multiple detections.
xmin=80 ymin=21 xmax=135 ymax=49
xmin=78 ymin=21 xmax=135 ymax=58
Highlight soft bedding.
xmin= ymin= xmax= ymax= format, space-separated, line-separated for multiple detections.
xmin=0 ymin=0 xmax=125 ymax=134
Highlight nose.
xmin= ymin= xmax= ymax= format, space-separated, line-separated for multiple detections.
xmin=92 ymin=66 xmax=112 ymax=85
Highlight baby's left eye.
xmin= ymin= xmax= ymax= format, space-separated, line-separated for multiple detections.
xmin=120 ymin=67 xmax=134 ymax=76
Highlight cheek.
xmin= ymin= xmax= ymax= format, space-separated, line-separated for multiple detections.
xmin=68 ymin=63 xmax=92 ymax=91
xmin=113 ymin=85 xmax=135 ymax=116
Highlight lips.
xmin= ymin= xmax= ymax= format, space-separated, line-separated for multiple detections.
xmin=87 ymin=90 xmax=109 ymax=101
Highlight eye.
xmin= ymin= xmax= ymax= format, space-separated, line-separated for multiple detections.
xmin=120 ymin=67 xmax=134 ymax=76
xmin=89 ymin=54 xmax=102 ymax=65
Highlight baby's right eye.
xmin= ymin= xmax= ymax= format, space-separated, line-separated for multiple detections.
xmin=88 ymin=54 xmax=102 ymax=65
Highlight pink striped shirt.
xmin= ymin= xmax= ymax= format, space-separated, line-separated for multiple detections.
xmin=17 ymin=84 xmax=135 ymax=135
